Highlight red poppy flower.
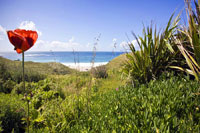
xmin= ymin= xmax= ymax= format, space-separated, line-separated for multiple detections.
xmin=7 ymin=29 xmax=38 ymax=54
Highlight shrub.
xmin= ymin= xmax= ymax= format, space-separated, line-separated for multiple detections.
xmin=28 ymin=75 xmax=200 ymax=132
xmin=0 ymin=60 xmax=46 ymax=94
xmin=0 ymin=94 xmax=26 ymax=133
xmin=122 ymin=14 xmax=181 ymax=84
xmin=0 ymin=121 xmax=3 ymax=132
xmin=0 ymin=63 xmax=11 ymax=81
xmin=91 ymin=65 xmax=108 ymax=78
xmin=13 ymin=82 xmax=35 ymax=94
xmin=83 ymin=76 xmax=200 ymax=132
xmin=171 ymin=0 xmax=200 ymax=80
xmin=0 ymin=79 xmax=16 ymax=93
xmin=11 ymin=70 xmax=46 ymax=83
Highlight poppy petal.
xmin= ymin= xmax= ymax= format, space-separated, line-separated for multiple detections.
xmin=14 ymin=29 xmax=38 ymax=47
xmin=7 ymin=30 xmax=26 ymax=50
xmin=7 ymin=29 xmax=38 ymax=54
xmin=15 ymin=48 xmax=23 ymax=54
xmin=21 ymin=41 xmax=30 ymax=52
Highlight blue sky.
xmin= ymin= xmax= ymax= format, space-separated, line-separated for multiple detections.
xmin=0 ymin=0 xmax=184 ymax=52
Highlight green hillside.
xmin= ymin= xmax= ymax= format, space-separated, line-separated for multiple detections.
xmin=0 ymin=56 xmax=75 ymax=75
xmin=106 ymin=53 xmax=126 ymax=71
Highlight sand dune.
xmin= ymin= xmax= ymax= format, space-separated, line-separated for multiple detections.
xmin=62 ymin=62 xmax=108 ymax=71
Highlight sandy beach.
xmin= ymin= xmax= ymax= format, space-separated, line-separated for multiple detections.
xmin=62 ymin=62 xmax=108 ymax=71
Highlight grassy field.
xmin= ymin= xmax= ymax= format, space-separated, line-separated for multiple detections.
xmin=0 ymin=57 xmax=75 ymax=75
xmin=0 ymin=54 xmax=200 ymax=132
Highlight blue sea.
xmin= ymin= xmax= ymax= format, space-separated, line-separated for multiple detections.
xmin=0 ymin=51 xmax=124 ymax=65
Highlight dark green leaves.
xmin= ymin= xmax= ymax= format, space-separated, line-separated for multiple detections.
xmin=122 ymin=14 xmax=179 ymax=84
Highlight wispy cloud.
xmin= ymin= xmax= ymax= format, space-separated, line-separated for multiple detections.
xmin=131 ymin=39 xmax=140 ymax=50
xmin=120 ymin=39 xmax=139 ymax=51
xmin=69 ymin=36 xmax=75 ymax=42
xmin=19 ymin=21 xmax=42 ymax=36
xmin=120 ymin=41 xmax=128 ymax=50
xmin=0 ymin=25 xmax=6 ymax=35
xmin=112 ymin=38 xmax=117 ymax=42
xmin=86 ymin=43 xmax=91 ymax=48
xmin=32 ymin=37 xmax=80 ymax=51
xmin=0 ymin=25 xmax=6 ymax=40
xmin=0 ymin=21 xmax=42 ymax=41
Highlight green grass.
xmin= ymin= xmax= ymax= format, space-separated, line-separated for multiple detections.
xmin=106 ymin=53 xmax=126 ymax=72
xmin=0 ymin=55 xmax=126 ymax=95
xmin=0 ymin=93 xmax=26 ymax=133
xmin=53 ymin=76 xmax=200 ymax=132
xmin=0 ymin=56 xmax=75 ymax=75
xmin=1 ymin=75 xmax=198 ymax=132
xmin=0 ymin=56 xmax=76 ymax=90
xmin=0 ymin=54 xmax=200 ymax=132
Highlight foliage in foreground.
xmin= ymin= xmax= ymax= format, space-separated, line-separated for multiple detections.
xmin=173 ymin=0 xmax=200 ymax=80
xmin=0 ymin=94 xmax=26 ymax=133
xmin=5 ymin=76 xmax=197 ymax=132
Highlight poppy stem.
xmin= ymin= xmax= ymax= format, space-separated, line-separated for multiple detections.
xmin=27 ymin=99 xmax=29 ymax=133
xmin=22 ymin=51 xmax=25 ymax=92
xmin=22 ymin=51 xmax=29 ymax=133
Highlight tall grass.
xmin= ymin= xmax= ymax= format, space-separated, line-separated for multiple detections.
xmin=87 ymin=34 xmax=101 ymax=113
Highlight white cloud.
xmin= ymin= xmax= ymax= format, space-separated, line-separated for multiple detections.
xmin=120 ymin=41 xmax=128 ymax=49
xmin=0 ymin=36 xmax=4 ymax=40
xmin=18 ymin=21 xmax=42 ymax=36
xmin=0 ymin=25 xmax=6 ymax=35
xmin=120 ymin=40 xmax=140 ymax=51
xmin=0 ymin=21 xmax=42 ymax=41
xmin=86 ymin=43 xmax=91 ymax=48
xmin=31 ymin=37 xmax=80 ymax=51
xmin=0 ymin=25 xmax=6 ymax=40
xmin=112 ymin=38 xmax=117 ymax=42
xmin=131 ymin=39 xmax=140 ymax=50
xmin=69 ymin=36 xmax=75 ymax=43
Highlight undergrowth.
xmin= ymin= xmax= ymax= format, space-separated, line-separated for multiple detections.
xmin=1 ymin=75 xmax=199 ymax=132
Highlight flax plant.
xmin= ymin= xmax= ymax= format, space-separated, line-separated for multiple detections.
xmin=172 ymin=0 xmax=200 ymax=80
xmin=123 ymin=13 xmax=180 ymax=84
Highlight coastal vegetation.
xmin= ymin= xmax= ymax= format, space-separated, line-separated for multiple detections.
xmin=0 ymin=0 xmax=200 ymax=132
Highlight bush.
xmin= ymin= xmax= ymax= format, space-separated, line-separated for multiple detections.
xmin=0 ymin=79 xmax=16 ymax=93
xmin=122 ymin=14 xmax=181 ymax=84
xmin=13 ymin=82 xmax=35 ymax=95
xmin=28 ymin=76 xmax=200 ymax=132
xmin=172 ymin=0 xmax=200 ymax=80
xmin=91 ymin=65 xmax=108 ymax=78
xmin=0 ymin=121 xmax=3 ymax=132
xmin=11 ymin=70 xmax=46 ymax=83
xmin=0 ymin=94 xmax=26 ymax=133
xmin=0 ymin=61 xmax=46 ymax=84
xmin=0 ymin=63 xmax=11 ymax=81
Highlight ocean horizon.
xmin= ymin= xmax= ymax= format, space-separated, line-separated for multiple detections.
xmin=0 ymin=51 xmax=125 ymax=66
